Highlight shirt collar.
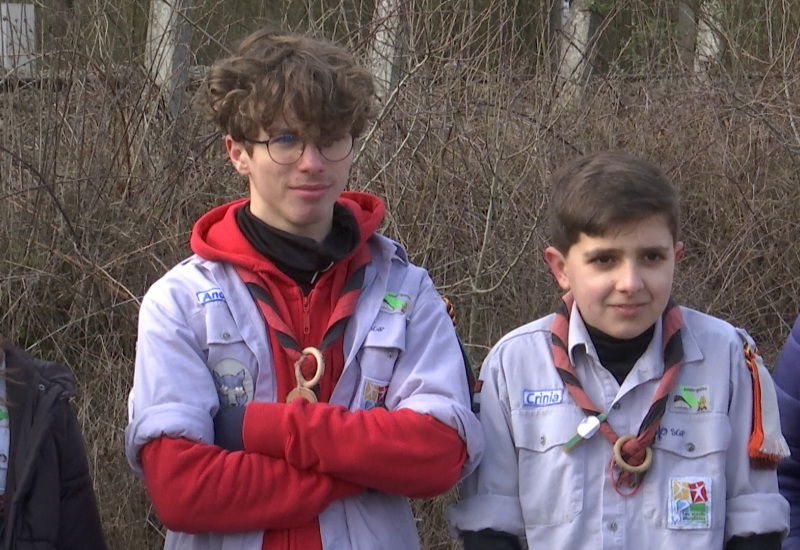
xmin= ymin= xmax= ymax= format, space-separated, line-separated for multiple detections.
xmin=566 ymin=301 xmax=665 ymax=384
xmin=566 ymin=302 xmax=705 ymax=386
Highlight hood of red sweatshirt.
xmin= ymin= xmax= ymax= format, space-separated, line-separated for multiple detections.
xmin=189 ymin=191 xmax=385 ymax=272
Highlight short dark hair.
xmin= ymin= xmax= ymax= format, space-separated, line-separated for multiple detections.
xmin=548 ymin=150 xmax=680 ymax=253
xmin=201 ymin=28 xmax=376 ymax=149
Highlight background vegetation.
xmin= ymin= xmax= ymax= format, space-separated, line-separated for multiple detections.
xmin=1 ymin=0 xmax=799 ymax=547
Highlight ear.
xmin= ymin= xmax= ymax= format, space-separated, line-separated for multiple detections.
xmin=545 ymin=246 xmax=571 ymax=291
xmin=674 ymin=241 xmax=684 ymax=262
xmin=225 ymin=135 xmax=251 ymax=177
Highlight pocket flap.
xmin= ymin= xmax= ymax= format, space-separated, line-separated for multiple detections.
xmin=651 ymin=413 xmax=730 ymax=458
xmin=511 ymin=406 xmax=586 ymax=452
xmin=362 ymin=312 xmax=406 ymax=352
xmin=206 ymin=305 xmax=245 ymax=345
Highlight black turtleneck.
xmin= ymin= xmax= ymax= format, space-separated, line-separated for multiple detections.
xmin=584 ymin=323 xmax=656 ymax=385
xmin=235 ymin=202 xmax=360 ymax=293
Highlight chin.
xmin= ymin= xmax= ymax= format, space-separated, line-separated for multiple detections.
xmin=609 ymin=324 xmax=653 ymax=340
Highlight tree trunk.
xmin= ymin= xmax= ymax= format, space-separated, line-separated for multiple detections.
xmin=0 ymin=3 xmax=36 ymax=77
xmin=368 ymin=0 xmax=406 ymax=104
xmin=694 ymin=0 xmax=725 ymax=80
xmin=676 ymin=1 xmax=696 ymax=71
xmin=146 ymin=0 xmax=193 ymax=118
xmin=547 ymin=0 xmax=564 ymax=76
xmin=556 ymin=0 xmax=596 ymax=109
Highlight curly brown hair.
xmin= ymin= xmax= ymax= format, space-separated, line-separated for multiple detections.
xmin=201 ymin=28 xmax=376 ymax=151
xmin=548 ymin=150 xmax=681 ymax=253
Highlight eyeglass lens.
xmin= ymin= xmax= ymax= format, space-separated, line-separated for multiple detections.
xmin=268 ymin=134 xmax=354 ymax=164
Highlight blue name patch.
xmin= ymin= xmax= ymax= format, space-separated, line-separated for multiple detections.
xmin=523 ymin=389 xmax=564 ymax=407
xmin=196 ymin=288 xmax=225 ymax=304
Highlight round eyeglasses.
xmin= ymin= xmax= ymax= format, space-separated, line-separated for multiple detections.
xmin=244 ymin=134 xmax=355 ymax=165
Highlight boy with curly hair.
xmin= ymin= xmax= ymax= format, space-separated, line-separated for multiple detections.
xmin=126 ymin=28 xmax=482 ymax=550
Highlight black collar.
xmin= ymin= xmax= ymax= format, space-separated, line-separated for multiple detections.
xmin=236 ymin=202 xmax=360 ymax=291
xmin=585 ymin=323 xmax=655 ymax=385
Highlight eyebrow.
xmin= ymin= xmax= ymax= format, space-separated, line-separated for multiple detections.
xmin=582 ymin=245 xmax=672 ymax=259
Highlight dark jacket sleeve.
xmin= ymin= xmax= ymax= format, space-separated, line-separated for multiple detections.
xmin=462 ymin=529 xmax=522 ymax=550
xmin=725 ymin=532 xmax=782 ymax=550
xmin=774 ymin=314 xmax=800 ymax=545
xmin=53 ymin=398 xmax=108 ymax=550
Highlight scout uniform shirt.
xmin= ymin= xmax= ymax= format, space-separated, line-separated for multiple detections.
xmin=448 ymin=302 xmax=789 ymax=549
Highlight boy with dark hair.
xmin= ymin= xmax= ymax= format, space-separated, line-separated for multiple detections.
xmin=125 ymin=28 xmax=482 ymax=550
xmin=448 ymin=150 xmax=789 ymax=549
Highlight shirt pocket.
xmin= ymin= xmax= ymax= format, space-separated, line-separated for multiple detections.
xmin=205 ymin=304 xmax=256 ymax=408
xmin=353 ymin=313 xmax=406 ymax=410
xmin=642 ymin=413 xmax=730 ymax=529
xmin=511 ymin=406 xmax=586 ymax=525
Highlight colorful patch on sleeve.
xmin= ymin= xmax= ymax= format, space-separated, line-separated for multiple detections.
xmin=668 ymin=477 xmax=712 ymax=529
xmin=361 ymin=378 xmax=389 ymax=410
xmin=669 ymin=385 xmax=711 ymax=413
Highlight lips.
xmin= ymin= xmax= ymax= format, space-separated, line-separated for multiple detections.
xmin=293 ymin=183 xmax=329 ymax=191
xmin=611 ymin=303 xmax=647 ymax=315
xmin=291 ymin=184 xmax=331 ymax=199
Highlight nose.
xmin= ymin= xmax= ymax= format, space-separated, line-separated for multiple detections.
xmin=616 ymin=261 xmax=644 ymax=293
xmin=295 ymin=142 xmax=326 ymax=171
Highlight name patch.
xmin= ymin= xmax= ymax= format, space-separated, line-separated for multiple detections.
xmin=523 ymin=389 xmax=564 ymax=407
xmin=196 ymin=288 xmax=225 ymax=304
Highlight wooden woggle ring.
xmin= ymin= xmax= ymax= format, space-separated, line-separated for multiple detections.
xmin=613 ymin=434 xmax=653 ymax=474
xmin=286 ymin=386 xmax=318 ymax=404
xmin=294 ymin=347 xmax=325 ymax=388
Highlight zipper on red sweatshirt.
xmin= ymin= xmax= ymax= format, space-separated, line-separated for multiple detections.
xmin=302 ymin=295 xmax=311 ymax=336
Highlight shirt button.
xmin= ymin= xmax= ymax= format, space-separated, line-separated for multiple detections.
xmin=686 ymin=443 xmax=696 ymax=452
xmin=0 ymin=454 xmax=7 ymax=463
xmin=540 ymin=436 xmax=546 ymax=446
xmin=612 ymin=402 xmax=621 ymax=410
xmin=221 ymin=331 xmax=231 ymax=340
xmin=609 ymin=522 xmax=618 ymax=532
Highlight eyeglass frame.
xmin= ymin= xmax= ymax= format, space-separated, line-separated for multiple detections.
xmin=242 ymin=133 xmax=356 ymax=165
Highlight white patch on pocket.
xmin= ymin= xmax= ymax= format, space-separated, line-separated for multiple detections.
xmin=668 ymin=476 xmax=712 ymax=529
xmin=358 ymin=377 xmax=390 ymax=410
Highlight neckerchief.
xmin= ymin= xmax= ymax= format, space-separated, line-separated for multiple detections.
xmin=551 ymin=291 xmax=684 ymax=492
xmin=235 ymin=244 xmax=370 ymax=402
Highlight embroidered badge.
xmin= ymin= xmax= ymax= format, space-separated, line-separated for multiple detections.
xmin=669 ymin=477 xmax=712 ymax=529
xmin=523 ymin=388 xmax=564 ymax=407
xmin=361 ymin=378 xmax=389 ymax=410
xmin=380 ymin=292 xmax=410 ymax=314
xmin=196 ymin=288 xmax=226 ymax=304
xmin=211 ymin=358 xmax=254 ymax=408
xmin=669 ymin=385 xmax=711 ymax=413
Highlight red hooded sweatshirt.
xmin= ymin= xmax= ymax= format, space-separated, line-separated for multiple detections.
xmin=140 ymin=192 xmax=466 ymax=550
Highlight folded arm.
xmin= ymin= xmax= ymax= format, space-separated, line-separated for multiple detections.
xmin=140 ymin=435 xmax=363 ymax=533
xmin=242 ymin=400 xmax=466 ymax=498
